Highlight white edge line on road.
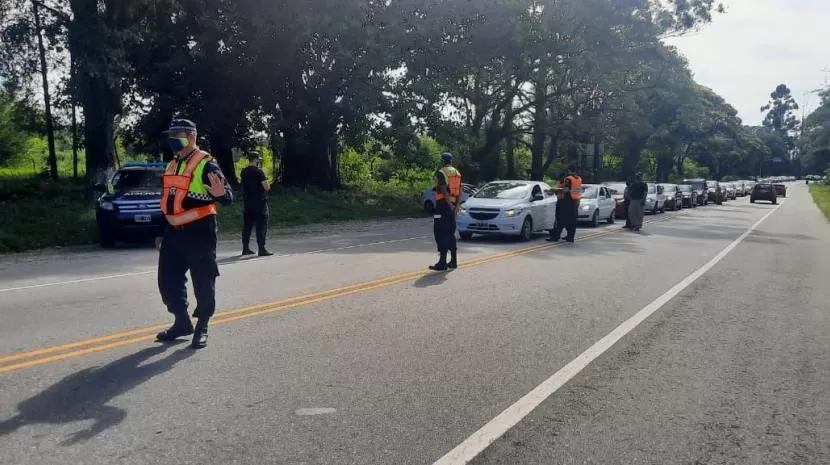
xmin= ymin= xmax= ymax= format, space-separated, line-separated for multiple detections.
xmin=0 ymin=235 xmax=431 ymax=293
xmin=431 ymin=200 xmax=785 ymax=465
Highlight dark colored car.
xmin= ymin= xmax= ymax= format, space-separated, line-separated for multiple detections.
xmin=95 ymin=162 xmax=166 ymax=247
xmin=660 ymin=184 xmax=683 ymax=211
xmin=750 ymin=183 xmax=777 ymax=204
xmin=604 ymin=182 xmax=628 ymax=219
xmin=677 ymin=184 xmax=698 ymax=208
xmin=682 ymin=179 xmax=709 ymax=206
xmin=705 ymin=180 xmax=725 ymax=205
xmin=773 ymin=183 xmax=787 ymax=197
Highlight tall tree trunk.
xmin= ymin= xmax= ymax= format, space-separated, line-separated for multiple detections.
xmin=32 ymin=0 xmax=58 ymax=180
xmin=208 ymin=130 xmax=238 ymax=186
xmin=505 ymin=131 xmax=516 ymax=180
xmin=622 ymin=137 xmax=643 ymax=180
xmin=541 ymin=135 xmax=559 ymax=177
xmin=530 ymin=82 xmax=547 ymax=181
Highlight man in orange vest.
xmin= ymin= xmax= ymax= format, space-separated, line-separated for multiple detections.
xmin=430 ymin=153 xmax=462 ymax=271
xmin=548 ymin=165 xmax=582 ymax=243
xmin=155 ymin=119 xmax=233 ymax=349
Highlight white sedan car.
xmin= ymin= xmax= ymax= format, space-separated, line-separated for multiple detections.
xmin=421 ymin=183 xmax=476 ymax=212
xmin=577 ymin=184 xmax=617 ymax=226
xmin=456 ymin=180 xmax=556 ymax=241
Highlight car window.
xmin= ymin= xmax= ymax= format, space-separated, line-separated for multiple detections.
xmin=581 ymin=186 xmax=599 ymax=199
xmin=647 ymin=184 xmax=656 ymax=194
xmin=474 ymin=182 xmax=530 ymax=200
xmin=678 ymin=185 xmax=692 ymax=192
xmin=606 ymin=183 xmax=626 ymax=194
xmin=531 ymin=185 xmax=543 ymax=197
xmin=110 ymin=169 xmax=163 ymax=191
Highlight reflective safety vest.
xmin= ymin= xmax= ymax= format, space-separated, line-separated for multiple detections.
xmin=160 ymin=150 xmax=217 ymax=227
xmin=556 ymin=175 xmax=583 ymax=201
xmin=435 ymin=166 xmax=462 ymax=204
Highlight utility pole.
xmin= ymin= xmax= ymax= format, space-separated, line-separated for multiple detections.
xmin=70 ymin=53 xmax=79 ymax=179
xmin=32 ymin=0 xmax=58 ymax=180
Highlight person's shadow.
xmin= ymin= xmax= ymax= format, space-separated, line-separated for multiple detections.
xmin=0 ymin=344 xmax=194 ymax=446
xmin=413 ymin=271 xmax=450 ymax=288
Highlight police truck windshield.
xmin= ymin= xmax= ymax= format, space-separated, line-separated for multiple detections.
xmin=111 ymin=169 xmax=163 ymax=191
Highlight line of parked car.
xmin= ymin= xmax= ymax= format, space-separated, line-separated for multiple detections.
xmin=423 ymin=177 xmax=791 ymax=242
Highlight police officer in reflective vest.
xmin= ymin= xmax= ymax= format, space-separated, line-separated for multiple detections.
xmin=155 ymin=119 xmax=233 ymax=349
xmin=430 ymin=153 xmax=462 ymax=271
xmin=548 ymin=166 xmax=582 ymax=243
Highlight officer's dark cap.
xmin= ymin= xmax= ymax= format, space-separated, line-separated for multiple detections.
xmin=163 ymin=119 xmax=197 ymax=134
xmin=247 ymin=151 xmax=263 ymax=160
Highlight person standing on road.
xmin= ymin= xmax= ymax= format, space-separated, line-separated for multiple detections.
xmin=240 ymin=151 xmax=273 ymax=257
xmin=429 ymin=153 xmax=462 ymax=271
xmin=622 ymin=177 xmax=632 ymax=230
xmin=627 ymin=172 xmax=647 ymax=232
xmin=548 ymin=166 xmax=582 ymax=243
xmin=155 ymin=119 xmax=233 ymax=349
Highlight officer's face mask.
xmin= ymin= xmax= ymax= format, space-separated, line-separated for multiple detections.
xmin=167 ymin=135 xmax=190 ymax=153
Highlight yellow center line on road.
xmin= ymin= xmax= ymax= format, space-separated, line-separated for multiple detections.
xmin=0 ymin=213 xmax=681 ymax=374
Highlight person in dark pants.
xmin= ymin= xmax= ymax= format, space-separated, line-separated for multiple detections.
xmin=622 ymin=177 xmax=632 ymax=229
xmin=429 ymin=153 xmax=462 ymax=271
xmin=155 ymin=119 xmax=233 ymax=349
xmin=627 ymin=172 xmax=648 ymax=232
xmin=548 ymin=166 xmax=583 ymax=243
xmin=240 ymin=151 xmax=273 ymax=257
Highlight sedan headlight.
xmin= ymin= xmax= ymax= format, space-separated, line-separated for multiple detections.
xmin=581 ymin=204 xmax=591 ymax=211
xmin=503 ymin=208 xmax=523 ymax=218
xmin=457 ymin=206 xmax=468 ymax=216
xmin=99 ymin=201 xmax=115 ymax=211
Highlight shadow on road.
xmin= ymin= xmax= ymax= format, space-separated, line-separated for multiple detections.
xmin=0 ymin=344 xmax=193 ymax=446
xmin=413 ymin=271 xmax=450 ymax=288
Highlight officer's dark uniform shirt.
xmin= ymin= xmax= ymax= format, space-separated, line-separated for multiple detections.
xmin=160 ymin=152 xmax=233 ymax=234
xmin=629 ymin=181 xmax=648 ymax=201
xmin=241 ymin=165 xmax=267 ymax=207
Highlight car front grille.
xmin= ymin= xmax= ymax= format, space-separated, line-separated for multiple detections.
xmin=470 ymin=211 xmax=499 ymax=221
xmin=117 ymin=202 xmax=160 ymax=211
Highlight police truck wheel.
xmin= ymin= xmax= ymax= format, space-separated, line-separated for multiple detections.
xmin=520 ymin=217 xmax=533 ymax=241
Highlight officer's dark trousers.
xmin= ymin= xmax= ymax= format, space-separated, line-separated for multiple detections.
xmin=433 ymin=202 xmax=457 ymax=253
xmin=242 ymin=203 xmax=268 ymax=250
xmin=551 ymin=197 xmax=577 ymax=241
xmin=158 ymin=225 xmax=219 ymax=320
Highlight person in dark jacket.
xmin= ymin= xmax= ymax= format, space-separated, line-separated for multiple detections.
xmin=627 ymin=172 xmax=648 ymax=232
xmin=240 ymin=151 xmax=273 ymax=257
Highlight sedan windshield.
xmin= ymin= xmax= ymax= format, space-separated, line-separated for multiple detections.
xmin=678 ymin=185 xmax=692 ymax=193
xmin=605 ymin=183 xmax=626 ymax=195
xmin=474 ymin=182 xmax=530 ymax=200
xmin=111 ymin=169 xmax=163 ymax=191
xmin=581 ymin=186 xmax=599 ymax=199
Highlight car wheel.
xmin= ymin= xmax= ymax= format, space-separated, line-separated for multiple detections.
xmin=424 ymin=201 xmax=435 ymax=213
xmin=607 ymin=209 xmax=615 ymax=224
xmin=590 ymin=210 xmax=599 ymax=227
xmin=750 ymin=198 xmax=755 ymax=203
xmin=98 ymin=228 xmax=116 ymax=248
xmin=772 ymin=199 xmax=777 ymax=205
xmin=520 ymin=217 xmax=533 ymax=241
xmin=459 ymin=231 xmax=473 ymax=241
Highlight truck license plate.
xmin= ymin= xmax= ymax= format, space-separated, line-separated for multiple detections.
xmin=134 ymin=215 xmax=151 ymax=223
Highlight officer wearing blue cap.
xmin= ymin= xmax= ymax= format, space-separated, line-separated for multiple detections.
xmin=155 ymin=119 xmax=233 ymax=349
xmin=430 ymin=152 xmax=462 ymax=271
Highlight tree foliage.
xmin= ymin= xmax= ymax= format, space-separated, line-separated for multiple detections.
xmin=1 ymin=0 xmax=801 ymax=189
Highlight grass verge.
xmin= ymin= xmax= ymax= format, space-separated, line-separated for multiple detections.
xmin=0 ymin=177 xmax=424 ymax=254
xmin=809 ymin=184 xmax=830 ymax=222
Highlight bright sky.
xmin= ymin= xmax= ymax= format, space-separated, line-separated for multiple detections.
xmin=665 ymin=0 xmax=830 ymax=126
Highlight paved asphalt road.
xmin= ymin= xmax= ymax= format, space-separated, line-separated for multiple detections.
xmin=1 ymin=183 xmax=828 ymax=465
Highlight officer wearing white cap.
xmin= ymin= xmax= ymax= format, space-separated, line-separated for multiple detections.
xmin=155 ymin=119 xmax=233 ymax=349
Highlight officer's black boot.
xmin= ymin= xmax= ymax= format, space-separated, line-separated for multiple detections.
xmin=242 ymin=247 xmax=255 ymax=256
xmin=191 ymin=318 xmax=209 ymax=349
xmin=429 ymin=252 xmax=448 ymax=271
xmin=156 ymin=313 xmax=194 ymax=342
xmin=258 ymin=247 xmax=274 ymax=257
xmin=447 ymin=249 xmax=458 ymax=269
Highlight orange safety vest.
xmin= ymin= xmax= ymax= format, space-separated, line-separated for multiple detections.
xmin=435 ymin=166 xmax=462 ymax=204
xmin=160 ymin=150 xmax=218 ymax=227
xmin=556 ymin=175 xmax=583 ymax=201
